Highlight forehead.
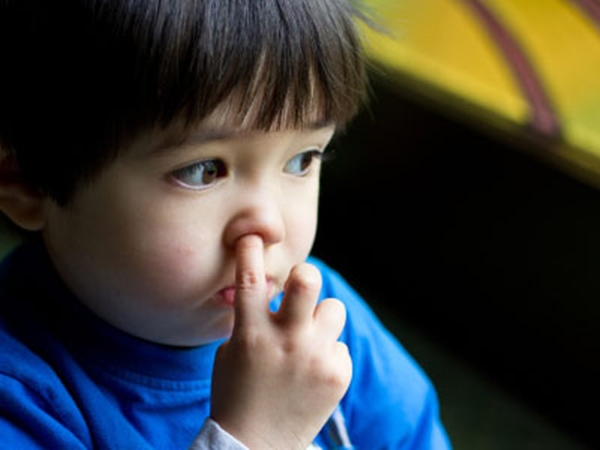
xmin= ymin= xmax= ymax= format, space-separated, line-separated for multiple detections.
xmin=138 ymin=97 xmax=335 ymax=156
xmin=208 ymin=73 xmax=331 ymax=129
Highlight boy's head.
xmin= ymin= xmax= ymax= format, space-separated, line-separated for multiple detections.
xmin=0 ymin=0 xmax=370 ymax=346
xmin=0 ymin=0 xmax=368 ymax=205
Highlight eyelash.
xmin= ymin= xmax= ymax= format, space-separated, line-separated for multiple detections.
xmin=284 ymin=149 xmax=325 ymax=176
xmin=169 ymin=147 xmax=335 ymax=190
xmin=171 ymin=159 xmax=227 ymax=190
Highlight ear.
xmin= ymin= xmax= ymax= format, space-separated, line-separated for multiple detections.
xmin=0 ymin=153 xmax=46 ymax=231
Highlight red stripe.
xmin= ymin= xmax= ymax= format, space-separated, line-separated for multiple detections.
xmin=569 ymin=0 xmax=600 ymax=32
xmin=458 ymin=0 xmax=561 ymax=138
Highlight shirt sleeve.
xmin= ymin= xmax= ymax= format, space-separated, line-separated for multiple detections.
xmin=189 ymin=419 xmax=249 ymax=450
xmin=0 ymin=375 xmax=89 ymax=450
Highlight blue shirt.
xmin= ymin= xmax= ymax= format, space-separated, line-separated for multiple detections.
xmin=0 ymin=242 xmax=451 ymax=449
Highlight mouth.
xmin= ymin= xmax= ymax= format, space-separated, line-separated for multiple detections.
xmin=216 ymin=286 xmax=237 ymax=306
xmin=215 ymin=278 xmax=280 ymax=306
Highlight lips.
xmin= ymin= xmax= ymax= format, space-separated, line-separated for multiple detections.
xmin=217 ymin=286 xmax=237 ymax=306
xmin=215 ymin=279 xmax=279 ymax=306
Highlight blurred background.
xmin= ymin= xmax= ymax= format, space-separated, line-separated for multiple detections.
xmin=1 ymin=0 xmax=599 ymax=448
xmin=313 ymin=0 xmax=600 ymax=448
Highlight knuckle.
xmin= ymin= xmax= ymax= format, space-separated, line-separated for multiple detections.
xmin=308 ymin=346 xmax=352 ymax=392
xmin=278 ymin=335 xmax=301 ymax=357
xmin=320 ymin=365 xmax=350 ymax=393
xmin=335 ymin=343 xmax=353 ymax=382
xmin=237 ymin=267 xmax=261 ymax=290
xmin=337 ymin=342 xmax=352 ymax=367
xmin=232 ymin=324 xmax=266 ymax=352
xmin=278 ymin=327 xmax=313 ymax=359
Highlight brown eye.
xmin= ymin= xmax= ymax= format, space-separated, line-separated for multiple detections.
xmin=172 ymin=159 xmax=227 ymax=189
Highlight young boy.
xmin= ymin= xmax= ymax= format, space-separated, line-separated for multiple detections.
xmin=0 ymin=1 xmax=452 ymax=448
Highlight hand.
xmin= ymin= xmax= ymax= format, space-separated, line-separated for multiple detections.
xmin=210 ymin=234 xmax=352 ymax=450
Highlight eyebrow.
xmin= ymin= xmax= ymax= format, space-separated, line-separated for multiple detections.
xmin=148 ymin=120 xmax=335 ymax=157
xmin=148 ymin=129 xmax=239 ymax=157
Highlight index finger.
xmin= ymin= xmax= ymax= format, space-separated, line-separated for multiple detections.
xmin=234 ymin=234 xmax=269 ymax=329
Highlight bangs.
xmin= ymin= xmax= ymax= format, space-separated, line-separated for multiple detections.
xmin=0 ymin=0 xmax=370 ymax=203
xmin=134 ymin=0 xmax=369 ymax=132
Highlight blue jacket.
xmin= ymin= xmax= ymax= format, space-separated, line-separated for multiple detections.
xmin=0 ymin=242 xmax=451 ymax=449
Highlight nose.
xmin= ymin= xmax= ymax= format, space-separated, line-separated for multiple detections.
xmin=223 ymin=186 xmax=285 ymax=249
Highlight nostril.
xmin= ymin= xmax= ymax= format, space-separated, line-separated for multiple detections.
xmin=223 ymin=205 xmax=285 ymax=249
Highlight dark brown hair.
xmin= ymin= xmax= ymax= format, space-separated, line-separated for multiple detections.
xmin=0 ymin=0 xmax=370 ymax=204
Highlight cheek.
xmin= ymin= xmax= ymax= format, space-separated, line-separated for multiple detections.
xmin=286 ymin=192 xmax=320 ymax=256
xmin=66 ymin=192 xmax=215 ymax=304
xmin=126 ymin=221 xmax=218 ymax=294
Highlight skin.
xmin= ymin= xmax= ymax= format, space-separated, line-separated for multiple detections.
xmin=40 ymin=117 xmax=334 ymax=346
xmin=25 ymin=111 xmax=352 ymax=448
xmin=212 ymin=235 xmax=351 ymax=449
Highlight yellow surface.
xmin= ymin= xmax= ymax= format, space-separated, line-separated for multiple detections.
xmin=486 ymin=0 xmax=600 ymax=157
xmin=362 ymin=0 xmax=600 ymax=180
xmin=362 ymin=0 xmax=527 ymax=124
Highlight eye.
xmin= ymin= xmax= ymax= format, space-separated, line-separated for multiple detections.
xmin=171 ymin=159 xmax=227 ymax=189
xmin=284 ymin=149 xmax=324 ymax=176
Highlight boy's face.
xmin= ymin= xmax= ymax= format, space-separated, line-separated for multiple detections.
xmin=41 ymin=112 xmax=335 ymax=346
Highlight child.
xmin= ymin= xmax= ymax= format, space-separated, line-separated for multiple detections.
xmin=0 ymin=1 xmax=452 ymax=448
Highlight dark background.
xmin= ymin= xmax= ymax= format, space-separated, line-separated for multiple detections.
xmin=313 ymin=76 xmax=600 ymax=449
